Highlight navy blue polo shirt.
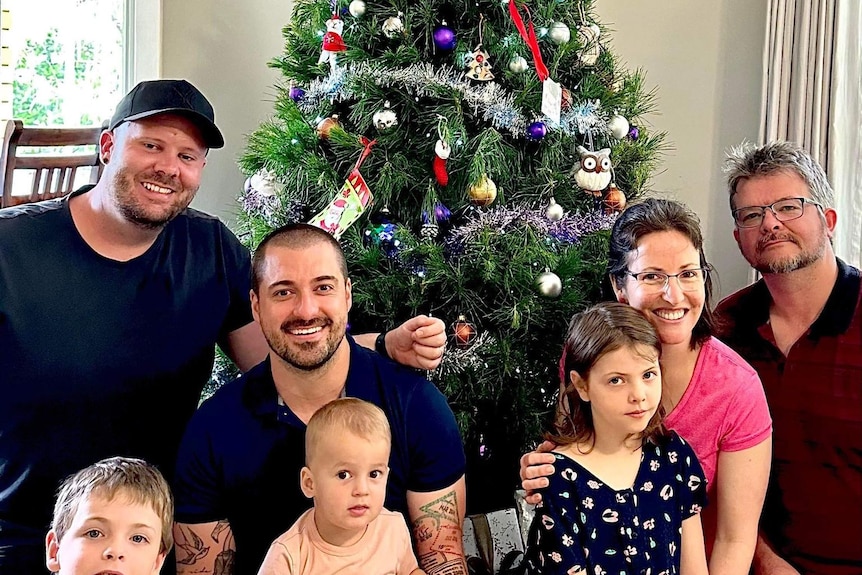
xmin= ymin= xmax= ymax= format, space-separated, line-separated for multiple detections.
xmin=173 ymin=335 xmax=466 ymax=575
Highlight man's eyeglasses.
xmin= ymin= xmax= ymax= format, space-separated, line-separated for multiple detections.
xmin=625 ymin=268 xmax=710 ymax=293
xmin=732 ymin=197 xmax=821 ymax=228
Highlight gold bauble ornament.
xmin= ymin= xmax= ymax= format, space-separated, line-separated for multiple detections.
xmin=316 ymin=115 xmax=341 ymax=139
xmin=468 ymin=174 xmax=498 ymax=206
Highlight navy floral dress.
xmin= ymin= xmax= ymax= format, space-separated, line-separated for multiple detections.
xmin=525 ymin=432 xmax=707 ymax=575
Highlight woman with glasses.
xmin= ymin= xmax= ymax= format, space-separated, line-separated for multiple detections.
xmin=608 ymin=199 xmax=773 ymax=573
xmin=522 ymin=198 xmax=772 ymax=575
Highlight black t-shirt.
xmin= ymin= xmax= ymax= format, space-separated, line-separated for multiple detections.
xmin=0 ymin=188 xmax=253 ymax=569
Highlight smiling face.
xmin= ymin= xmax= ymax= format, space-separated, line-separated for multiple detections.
xmin=300 ymin=430 xmax=390 ymax=546
xmin=251 ymin=241 xmax=352 ymax=371
xmin=732 ymin=171 xmax=836 ymax=275
xmin=100 ymin=115 xmax=207 ymax=230
xmin=613 ymin=230 xmax=705 ymax=349
xmin=46 ymin=492 xmax=166 ymax=575
xmin=574 ymin=344 xmax=662 ymax=442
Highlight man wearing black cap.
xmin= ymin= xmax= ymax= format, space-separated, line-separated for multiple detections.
xmin=0 ymin=79 xmax=446 ymax=573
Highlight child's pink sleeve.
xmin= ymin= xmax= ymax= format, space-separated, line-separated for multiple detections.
xmin=396 ymin=514 xmax=420 ymax=574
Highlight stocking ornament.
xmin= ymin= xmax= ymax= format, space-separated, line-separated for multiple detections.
xmin=432 ymin=116 xmax=451 ymax=187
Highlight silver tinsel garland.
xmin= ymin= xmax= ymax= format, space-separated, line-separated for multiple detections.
xmin=430 ymin=331 xmax=495 ymax=380
xmin=444 ymin=204 xmax=616 ymax=255
xmin=294 ymin=63 xmax=610 ymax=139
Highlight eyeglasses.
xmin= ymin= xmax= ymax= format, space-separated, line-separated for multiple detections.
xmin=626 ymin=268 xmax=710 ymax=293
xmin=732 ymin=197 xmax=821 ymax=228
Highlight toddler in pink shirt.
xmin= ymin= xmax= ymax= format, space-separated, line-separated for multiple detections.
xmin=257 ymin=398 xmax=424 ymax=575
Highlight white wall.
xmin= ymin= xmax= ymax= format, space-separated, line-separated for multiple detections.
xmin=161 ymin=0 xmax=295 ymax=220
xmin=595 ymin=1 xmax=767 ymax=296
xmin=161 ymin=0 xmax=765 ymax=297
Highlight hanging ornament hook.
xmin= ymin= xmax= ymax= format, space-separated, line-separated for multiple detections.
xmin=436 ymin=115 xmax=450 ymax=143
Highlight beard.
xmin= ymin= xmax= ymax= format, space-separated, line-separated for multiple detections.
xmin=263 ymin=316 xmax=347 ymax=371
xmin=111 ymin=166 xmax=197 ymax=230
xmin=750 ymin=229 xmax=829 ymax=274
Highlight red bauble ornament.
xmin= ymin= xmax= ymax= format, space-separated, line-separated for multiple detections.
xmin=603 ymin=183 xmax=627 ymax=214
xmin=452 ymin=315 xmax=477 ymax=349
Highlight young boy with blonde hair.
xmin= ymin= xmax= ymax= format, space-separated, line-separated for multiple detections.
xmin=45 ymin=456 xmax=174 ymax=575
xmin=258 ymin=398 xmax=424 ymax=575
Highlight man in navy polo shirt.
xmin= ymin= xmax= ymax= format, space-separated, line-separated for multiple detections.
xmin=173 ymin=223 xmax=468 ymax=575
xmin=0 ymin=79 xmax=447 ymax=575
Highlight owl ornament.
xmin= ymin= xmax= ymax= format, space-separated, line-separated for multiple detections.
xmin=318 ymin=15 xmax=347 ymax=70
xmin=574 ymin=146 xmax=612 ymax=196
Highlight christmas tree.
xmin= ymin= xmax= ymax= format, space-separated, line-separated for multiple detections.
xmin=236 ymin=0 xmax=664 ymax=512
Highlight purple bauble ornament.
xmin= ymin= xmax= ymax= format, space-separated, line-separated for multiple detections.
xmin=628 ymin=125 xmax=639 ymax=140
xmin=434 ymin=202 xmax=452 ymax=223
xmin=433 ymin=24 xmax=457 ymax=51
xmin=527 ymin=121 xmax=547 ymax=140
xmin=289 ymin=86 xmax=305 ymax=102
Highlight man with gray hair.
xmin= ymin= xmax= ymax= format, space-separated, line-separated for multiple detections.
xmin=716 ymin=141 xmax=861 ymax=574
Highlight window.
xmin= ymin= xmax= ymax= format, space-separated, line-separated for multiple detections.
xmin=1 ymin=0 xmax=129 ymax=126
xmin=1 ymin=0 xmax=160 ymax=198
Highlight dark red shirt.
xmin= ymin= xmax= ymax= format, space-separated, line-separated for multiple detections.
xmin=716 ymin=259 xmax=862 ymax=575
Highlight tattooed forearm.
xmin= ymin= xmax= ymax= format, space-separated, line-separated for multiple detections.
xmin=175 ymin=520 xmax=236 ymax=575
xmin=411 ymin=488 xmax=468 ymax=575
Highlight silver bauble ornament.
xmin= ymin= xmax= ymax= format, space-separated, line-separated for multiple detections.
xmin=348 ymin=0 xmax=366 ymax=17
xmin=548 ymin=22 xmax=571 ymax=45
xmin=508 ymin=55 xmax=529 ymax=73
xmin=372 ymin=101 xmax=398 ymax=130
xmin=382 ymin=12 xmax=404 ymax=38
xmin=247 ymin=169 xmax=282 ymax=197
xmin=545 ymin=197 xmax=564 ymax=221
xmin=608 ymin=114 xmax=630 ymax=140
xmin=537 ymin=269 xmax=563 ymax=298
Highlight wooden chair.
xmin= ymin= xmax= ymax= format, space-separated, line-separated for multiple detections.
xmin=0 ymin=119 xmax=106 ymax=208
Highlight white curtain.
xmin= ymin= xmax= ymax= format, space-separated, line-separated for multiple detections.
xmin=760 ymin=0 xmax=861 ymax=268
xmin=830 ymin=0 xmax=861 ymax=267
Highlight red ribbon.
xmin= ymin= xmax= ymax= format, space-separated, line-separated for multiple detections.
xmin=354 ymin=137 xmax=377 ymax=170
xmin=508 ymin=0 xmax=549 ymax=82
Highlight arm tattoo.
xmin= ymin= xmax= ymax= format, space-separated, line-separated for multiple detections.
xmin=412 ymin=490 xmax=467 ymax=575
xmin=211 ymin=522 xmax=236 ymax=575
xmin=175 ymin=521 xmax=235 ymax=575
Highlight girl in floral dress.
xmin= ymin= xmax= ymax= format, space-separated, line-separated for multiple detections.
xmin=525 ymin=302 xmax=708 ymax=575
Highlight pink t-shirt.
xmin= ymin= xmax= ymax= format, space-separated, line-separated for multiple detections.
xmin=664 ymin=336 xmax=773 ymax=491
xmin=257 ymin=507 xmax=419 ymax=575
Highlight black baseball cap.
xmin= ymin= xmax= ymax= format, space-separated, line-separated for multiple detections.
xmin=109 ymin=79 xmax=224 ymax=149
